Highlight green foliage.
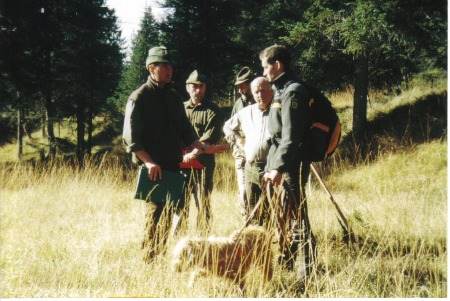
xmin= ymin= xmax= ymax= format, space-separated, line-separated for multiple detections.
xmin=1 ymin=0 xmax=447 ymax=158
xmin=110 ymin=7 xmax=161 ymax=111
xmin=0 ymin=0 xmax=124 ymax=158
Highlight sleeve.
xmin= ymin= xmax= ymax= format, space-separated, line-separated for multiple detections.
xmin=177 ymin=99 xmax=199 ymax=147
xmin=272 ymin=84 xmax=310 ymax=172
xmin=198 ymin=104 xmax=222 ymax=144
xmin=223 ymin=112 xmax=243 ymax=144
xmin=122 ymin=97 xmax=144 ymax=153
xmin=230 ymin=99 xmax=240 ymax=117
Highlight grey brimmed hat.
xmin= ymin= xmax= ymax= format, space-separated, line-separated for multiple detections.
xmin=186 ymin=70 xmax=207 ymax=84
xmin=145 ymin=46 xmax=171 ymax=67
xmin=235 ymin=67 xmax=255 ymax=85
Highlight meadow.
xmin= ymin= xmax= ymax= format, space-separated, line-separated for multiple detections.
xmin=0 ymin=76 xmax=447 ymax=297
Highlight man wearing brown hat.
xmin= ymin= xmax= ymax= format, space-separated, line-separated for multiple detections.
xmin=123 ymin=47 xmax=226 ymax=263
xmin=182 ymin=70 xmax=222 ymax=233
xmin=230 ymin=67 xmax=257 ymax=219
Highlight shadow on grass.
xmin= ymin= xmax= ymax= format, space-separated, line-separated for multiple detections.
xmin=337 ymin=90 xmax=447 ymax=164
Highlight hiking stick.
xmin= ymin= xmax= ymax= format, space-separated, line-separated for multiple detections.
xmin=242 ymin=189 xmax=267 ymax=229
xmin=310 ymin=163 xmax=356 ymax=244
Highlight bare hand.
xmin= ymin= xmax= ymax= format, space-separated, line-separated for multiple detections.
xmin=262 ymin=170 xmax=282 ymax=188
xmin=236 ymin=137 xmax=245 ymax=149
xmin=183 ymin=152 xmax=197 ymax=164
xmin=145 ymin=162 xmax=162 ymax=181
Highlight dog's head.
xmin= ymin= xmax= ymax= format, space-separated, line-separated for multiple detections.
xmin=171 ymin=237 xmax=194 ymax=272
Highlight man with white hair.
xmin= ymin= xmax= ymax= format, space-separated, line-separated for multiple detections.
xmin=223 ymin=77 xmax=273 ymax=223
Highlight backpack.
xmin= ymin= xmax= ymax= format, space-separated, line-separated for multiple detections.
xmin=302 ymin=83 xmax=341 ymax=162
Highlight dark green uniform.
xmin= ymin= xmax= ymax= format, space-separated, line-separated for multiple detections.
xmin=266 ymin=72 xmax=316 ymax=275
xmin=123 ymin=76 xmax=198 ymax=262
xmin=182 ymin=99 xmax=222 ymax=231
xmin=123 ymin=76 xmax=198 ymax=170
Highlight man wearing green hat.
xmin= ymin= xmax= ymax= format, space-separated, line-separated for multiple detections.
xmin=123 ymin=47 xmax=226 ymax=263
xmin=181 ymin=70 xmax=222 ymax=233
xmin=230 ymin=67 xmax=257 ymax=219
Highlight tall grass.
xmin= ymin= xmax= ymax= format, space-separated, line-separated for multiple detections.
xmin=1 ymin=74 xmax=447 ymax=297
xmin=0 ymin=139 xmax=446 ymax=297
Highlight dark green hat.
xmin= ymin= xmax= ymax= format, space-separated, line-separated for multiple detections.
xmin=145 ymin=46 xmax=171 ymax=67
xmin=235 ymin=67 xmax=255 ymax=85
xmin=186 ymin=70 xmax=207 ymax=84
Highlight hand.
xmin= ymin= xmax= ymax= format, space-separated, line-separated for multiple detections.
xmin=236 ymin=137 xmax=245 ymax=149
xmin=203 ymin=144 xmax=229 ymax=154
xmin=183 ymin=152 xmax=197 ymax=164
xmin=144 ymin=162 xmax=162 ymax=181
xmin=262 ymin=169 xmax=282 ymax=188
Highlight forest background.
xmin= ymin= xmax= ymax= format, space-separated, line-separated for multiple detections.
xmin=0 ymin=0 xmax=447 ymax=298
xmin=1 ymin=0 xmax=447 ymax=161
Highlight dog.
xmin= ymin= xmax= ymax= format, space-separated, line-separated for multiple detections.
xmin=171 ymin=225 xmax=274 ymax=291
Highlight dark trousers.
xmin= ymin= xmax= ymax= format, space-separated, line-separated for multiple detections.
xmin=141 ymin=167 xmax=186 ymax=263
xmin=142 ymin=201 xmax=180 ymax=263
xmin=245 ymin=161 xmax=269 ymax=225
xmin=180 ymin=159 xmax=215 ymax=232
xmin=279 ymin=159 xmax=316 ymax=275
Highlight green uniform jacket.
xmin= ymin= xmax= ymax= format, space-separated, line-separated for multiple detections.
xmin=184 ymin=99 xmax=222 ymax=166
xmin=123 ymin=76 xmax=198 ymax=171
xmin=266 ymin=72 xmax=311 ymax=173
xmin=184 ymin=99 xmax=222 ymax=145
xmin=231 ymin=96 xmax=251 ymax=117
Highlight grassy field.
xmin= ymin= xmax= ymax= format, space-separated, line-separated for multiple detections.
xmin=0 ymin=76 xmax=447 ymax=297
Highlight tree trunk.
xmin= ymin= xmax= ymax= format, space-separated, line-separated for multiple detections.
xmin=17 ymin=93 xmax=23 ymax=160
xmin=76 ymin=102 xmax=85 ymax=165
xmin=352 ymin=53 xmax=369 ymax=145
xmin=86 ymin=90 xmax=93 ymax=157
xmin=41 ymin=113 xmax=46 ymax=138
xmin=87 ymin=105 xmax=93 ymax=157
xmin=44 ymin=44 xmax=56 ymax=158
xmin=45 ymin=95 xmax=56 ymax=158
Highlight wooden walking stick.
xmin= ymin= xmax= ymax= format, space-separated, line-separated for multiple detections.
xmin=310 ymin=163 xmax=356 ymax=245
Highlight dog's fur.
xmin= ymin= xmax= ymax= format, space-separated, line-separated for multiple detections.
xmin=171 ymin=225 xmax=274 ymax=290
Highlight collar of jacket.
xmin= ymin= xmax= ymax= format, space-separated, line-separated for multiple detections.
xmin=146 ymin=75 xmax=171 ymax=90
xmin=272 ymin=72 xmax=296 ymax=91
xmin=185 ymin=99 xmax=205 ymax=108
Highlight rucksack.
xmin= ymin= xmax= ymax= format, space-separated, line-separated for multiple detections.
xmin=301 ymin=83 xmax=341 ymax=162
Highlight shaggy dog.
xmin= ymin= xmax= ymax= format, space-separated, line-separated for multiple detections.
xmin=171 ymin=225 xmax=274 ymax=291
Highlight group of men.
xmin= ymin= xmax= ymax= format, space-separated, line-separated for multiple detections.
xmin=122 ymin=44 xmax=316 ymax=280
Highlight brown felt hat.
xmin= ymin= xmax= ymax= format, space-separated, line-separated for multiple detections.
xmin=235 ymin=67 xmax=255 ymax=85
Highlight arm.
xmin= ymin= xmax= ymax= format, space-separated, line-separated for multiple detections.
xmin=183 ymin=140 xmax=228 ymax=163
xmin=223 ymin=113 xmax=245 ymax=149
xmin=198 ymin=104 xmax=222 ymax=144
xmin=271 ymin=84 xmax=310 ymax=172
xmin=133 ymin=150 xmax=162 ymax=181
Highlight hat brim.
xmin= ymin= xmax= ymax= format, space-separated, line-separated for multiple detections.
xmin=146 ymin=57 xmax=171 ymax=66
xmin=186 ymin=80 xmax=205 ymax=85
xmin=235 ymin=79 xmax=250 ymax=85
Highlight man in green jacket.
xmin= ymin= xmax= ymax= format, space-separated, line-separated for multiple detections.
xmin=123 ymin=47 xmax=225 ymax=263
xmin=182 ymin=70 xmax=222 ymax=233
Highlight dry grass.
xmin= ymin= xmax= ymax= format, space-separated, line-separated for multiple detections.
xmin=0 ymin=139 xmax=447 ymax=297
xmin=0 ymin=75 xmax=447 ymax=297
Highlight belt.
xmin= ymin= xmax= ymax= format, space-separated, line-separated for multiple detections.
xmin=267 ymin=135 xmax=280 ymax=146
xmin=246 ymin=161 xmax=266 ymax=166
